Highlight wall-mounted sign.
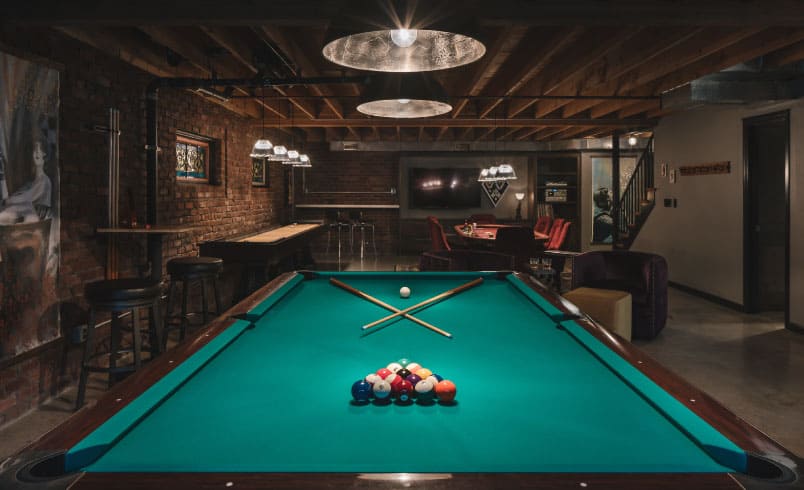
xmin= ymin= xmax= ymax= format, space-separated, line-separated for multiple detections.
xmin=679 ymin=161 xmax=731 ymax=176
xmin=481 ymin=180 xmax=508 ymax=207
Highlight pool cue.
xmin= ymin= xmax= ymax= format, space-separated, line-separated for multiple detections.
xmin=361 ymin=277 xmax=483 ymax=331
xmin=329 ymin=278 xmax=452 ymax=338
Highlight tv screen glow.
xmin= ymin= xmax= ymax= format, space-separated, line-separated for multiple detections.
xmin=408 ymin=168 xmax=481 ymax=209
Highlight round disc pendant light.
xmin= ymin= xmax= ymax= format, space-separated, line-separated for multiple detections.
xmin=322 ymin=2 xmax=485 ymax=72
xmin=357 ymin=73 xmax=452 ymax=118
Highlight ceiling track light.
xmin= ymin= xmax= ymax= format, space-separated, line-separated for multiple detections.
xmin=322 ymin=1 xmax=485 ymax=73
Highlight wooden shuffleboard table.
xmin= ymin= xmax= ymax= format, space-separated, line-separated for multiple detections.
xmin=199 ymin=222 xmax=325 ymax=298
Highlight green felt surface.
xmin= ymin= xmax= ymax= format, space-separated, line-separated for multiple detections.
xmin=74 ymin=272 xmax=745 ymax=473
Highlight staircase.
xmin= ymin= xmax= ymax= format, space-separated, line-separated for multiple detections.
xmin=615 ymin=137 xmax=656 ymax=250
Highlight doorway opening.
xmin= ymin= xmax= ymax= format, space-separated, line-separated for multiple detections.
xmin=743 ymin=110 xmax=790 ymax=329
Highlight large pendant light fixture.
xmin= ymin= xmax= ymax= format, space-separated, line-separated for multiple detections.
xmin=322 ymin=1 xmax=485 ymax=73
xmin=250 ymin=87 xmax=273 ymax=158
xmin=357 ymin=73 xmax=451 ymax=118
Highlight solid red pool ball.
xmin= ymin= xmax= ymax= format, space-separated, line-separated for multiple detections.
xmin=435 ymin=380 xmax=457 ymax=403
xmin=395 ymin=380 xmax=414 ymax=402
xmin=389 ymin=375 xmax=404 ymax=392
xmin=376 ymin=368 xmax=392 ymax=379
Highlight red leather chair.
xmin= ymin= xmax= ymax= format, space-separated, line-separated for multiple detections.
xmin=534 ymin=216 xmax=552 ymax=235
xmin=547 ymin=221 xmax=571 ymax=250
xmin=546 ymin=218 xmax=565 ymax=243
xmin=426 ymin=216 xmax=451 ymax=252
xmin=468 ymin=213 xmax=496 ymax=224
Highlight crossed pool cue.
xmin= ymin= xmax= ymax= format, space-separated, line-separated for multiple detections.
xmin=329 ymin=277 xmax=484 ymax=339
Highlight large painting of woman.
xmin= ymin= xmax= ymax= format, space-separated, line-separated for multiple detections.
xmin=0 ymin=51 xmax=60 ymax=361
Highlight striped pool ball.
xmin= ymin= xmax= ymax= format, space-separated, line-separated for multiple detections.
xmin=386 ymin=362 xmax=403 ymax=373
xmin=415 ymin=379 xmax=435 ymax=402
xmin=372 ymin=380 xmax=392 ymax=400
xmin=405 ymin=362 xmax=422 ymax=373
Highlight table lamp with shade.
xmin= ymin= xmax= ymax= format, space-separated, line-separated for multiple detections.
xmin=515 ymin=192 xmax=525 ymax=221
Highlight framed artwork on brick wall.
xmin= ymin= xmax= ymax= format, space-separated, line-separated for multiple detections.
xmin=175 ymin=133 xmax=210 ymax=183
xmin=252 ymin=158 xmax=268 ymax=187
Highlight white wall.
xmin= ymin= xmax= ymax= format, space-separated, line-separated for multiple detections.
xmin=633 ymin=100 xmax=804 ymax=326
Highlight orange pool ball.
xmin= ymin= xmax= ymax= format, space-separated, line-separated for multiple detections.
xmin=435 ymin=380 xmax=457 ymax=403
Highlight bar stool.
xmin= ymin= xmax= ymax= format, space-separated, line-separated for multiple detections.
xmin=349 ymin=211 xmax=377 ymax=258
xmin=163 ymin=256 xmax=223 ymax=349
xmin=325 ymin=209 xmax=351 ymax=259
xmin=76 ymin=278 xmax=163 ymax=409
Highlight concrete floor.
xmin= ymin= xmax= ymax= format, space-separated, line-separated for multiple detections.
xmin=1 ymin=255 xmax=802 ymax=461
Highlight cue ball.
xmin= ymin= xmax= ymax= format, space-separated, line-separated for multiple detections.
xmin=399 ymin=286 xmax=411 ymax=298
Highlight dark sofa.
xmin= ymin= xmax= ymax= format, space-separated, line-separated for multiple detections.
xmin=570 ymin=251 xmax=668 ymax=340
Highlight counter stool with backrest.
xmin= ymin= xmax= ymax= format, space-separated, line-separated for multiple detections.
xmin=76 ymin=278 xmax=163 ymax=409
xmin=325 ymin=209 xmax=352 ymax=258
xmin=349 ymin=210 xmax=376 ymax=258
xmin=164 ymin=256 xmax=223 ymax=350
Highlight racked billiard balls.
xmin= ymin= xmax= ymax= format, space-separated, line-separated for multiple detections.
xmin=372 ymin=380 xmax=392 ymax=400
xmin=395 ymin=380 xmax=414 ymax=403
xmin=351 ymin=380 xmax=373 ymax=403
xmin=435 ymin=380 xmax=457 ymax=403
xmin=396 ymin=368 xmax=411 ymax=380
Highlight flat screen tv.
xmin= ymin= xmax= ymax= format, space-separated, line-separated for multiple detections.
xmin=408 ymin=168 xmax=481 ymax=209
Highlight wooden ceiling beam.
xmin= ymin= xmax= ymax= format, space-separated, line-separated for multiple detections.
xmin=527 ymin=26 xmax=704 ymax=118
xmin=514 ymin=127 xmax=542 ymax=141
xmin=505 ymin=27 xmax=643 ymax=117
xmin=435 ymin=126 xmax=451 ymax=141
xmin=255 ymin=117 xmax=653 ymax=128
xmin=559 ymin=27 xmax=764 ymax=118
xmin=534 ymin=126 xmax=571 ymax=141
xmin=617 ymin=99 xmax=661 ymax=118
xmin=56 ymin=26 xmax=262 ymax=119
xmin=477 ymin=27 xmax=585 ymax=119
xmin=255 ymin=26 xmax=363 ymax=139
xmin=200 ymin=25 xmax=319 ymax=120
xmin=450 ymin=26 xmax=529 ymax=118
xmin=569 ymin=27 xmax=804 ymax=119
xmin=765 ymin=39 xmax=804 ymax=67
xmin=137 ymin=26 xmax=284 ymax=119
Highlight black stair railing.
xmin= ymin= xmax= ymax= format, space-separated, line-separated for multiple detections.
xmin=617 ymin=136 xmax=654 ymax=241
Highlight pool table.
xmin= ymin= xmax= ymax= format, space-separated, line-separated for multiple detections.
xmin=4 ymin=271 xmax=800 ymax=489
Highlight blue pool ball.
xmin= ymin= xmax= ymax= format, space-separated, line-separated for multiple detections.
xmin=351 ymin=380 xmax=373 ymax=402
xmin=431 ymin=373 xmax=444 ymax=383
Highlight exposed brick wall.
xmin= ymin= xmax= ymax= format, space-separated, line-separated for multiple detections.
xmin=0 ymin=26 xmax=286 ymax=428
xmin=294 ymin=148 xmax=401 ymax=256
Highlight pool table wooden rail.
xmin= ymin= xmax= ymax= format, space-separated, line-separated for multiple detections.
xmin=2 ymin=271 xmax=800 ymax=490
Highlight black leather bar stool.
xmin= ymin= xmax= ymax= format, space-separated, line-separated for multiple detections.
xmin=163 ymin=256 xmax=223 ymax=349
xmin=76 ymin=278 xmax=163 ymax=409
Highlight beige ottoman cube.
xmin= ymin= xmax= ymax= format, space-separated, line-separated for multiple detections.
xmin=563 ymin=287 xmax=632 ymax=340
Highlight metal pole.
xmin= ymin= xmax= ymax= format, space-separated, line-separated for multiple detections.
xmin=611 ymin=130 xmax=621 ymax=245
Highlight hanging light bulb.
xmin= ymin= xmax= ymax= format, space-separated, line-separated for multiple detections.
xmin=390 ymin=29 xmax=417 ymax=48
xmin=250 ymin=87 xmax=273 ymax=158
